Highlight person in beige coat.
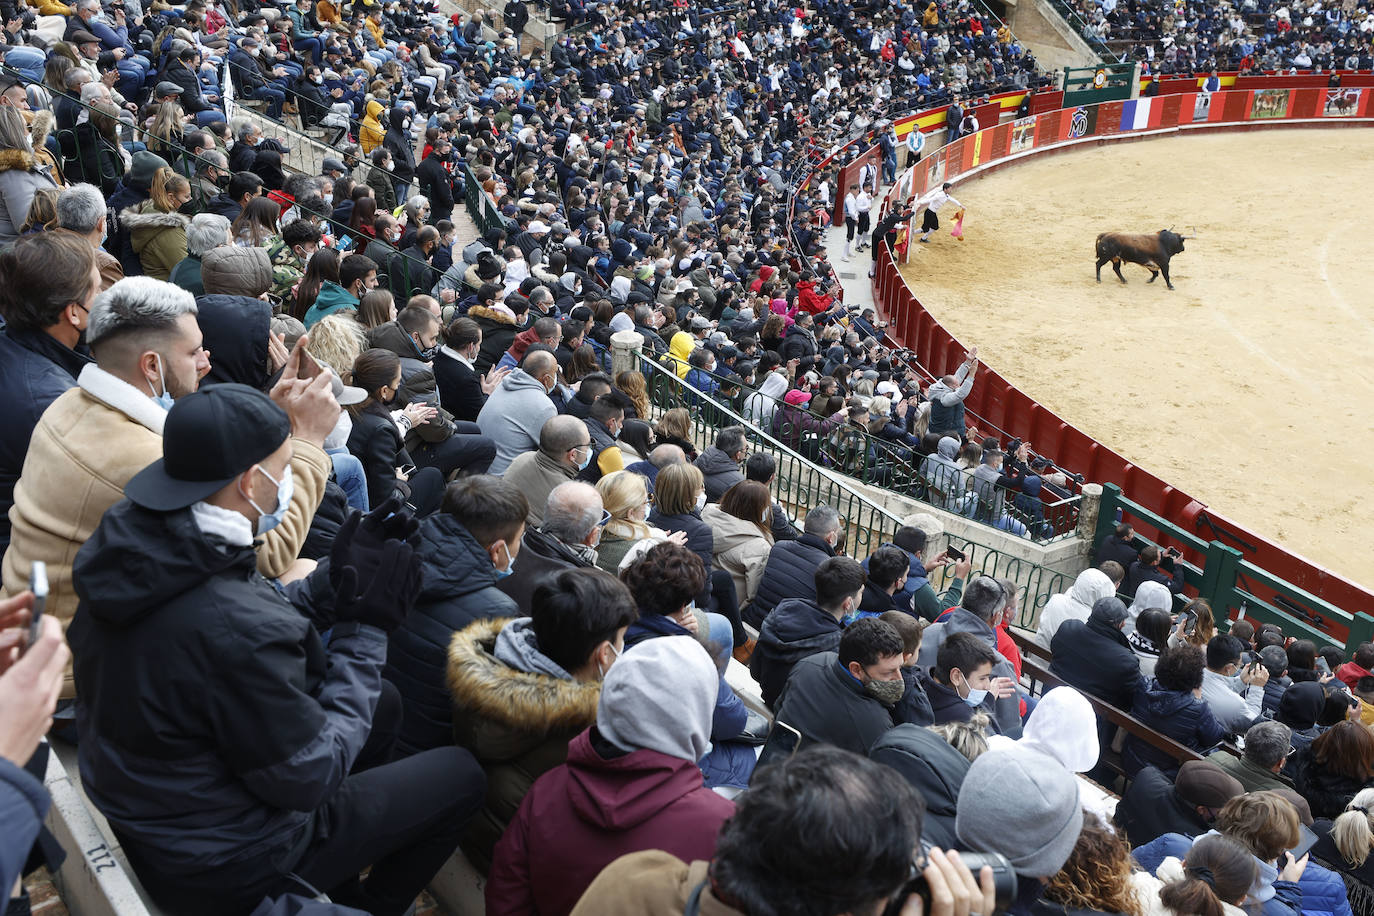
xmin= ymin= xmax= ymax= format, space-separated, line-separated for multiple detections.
xmin=701 ymin=480 xmax=774 ymax=610
xmin=1 ymin=278 xmax=337 ymax=696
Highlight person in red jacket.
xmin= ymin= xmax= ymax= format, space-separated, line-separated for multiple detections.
xmin=1336 ymin=643 xmax=1374 ymax=689
xmin=484 ymin=633 xmax=734 ymax=916
xmin=795 ymin=271 xmax=836 ymax=316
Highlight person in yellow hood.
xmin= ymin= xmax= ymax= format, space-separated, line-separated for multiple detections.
xmin=360 ymin=99 xmax=385 ymax=154
xmin=667 ymin=316 xmax=709 ymax=378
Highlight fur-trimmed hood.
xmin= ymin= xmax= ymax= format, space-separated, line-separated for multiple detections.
xmin=0 ymin=148 xmax=37 ymax=173
xmin=447 ymin=617 xmax=601 ymax=737
xmin=120 ymin=203 xmax=191 ymax=231
xmin=29 ymin=110 xmax=54 ymax=153
xmin=466 ymin=303 xmax=517 ymax=326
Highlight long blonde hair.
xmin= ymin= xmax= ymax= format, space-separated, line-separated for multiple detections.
xmin=307 ymin=313 xmax=368 ymax=380
xmin=615 ymin=370 xmax=649 ymax=419
xmin=1330 ymin=786 xmax=1374 ymax=866
xmin=149 ymin=167 xmax=190 ymax=212
xmin=596 ymin=470 xmax=652 ymax=542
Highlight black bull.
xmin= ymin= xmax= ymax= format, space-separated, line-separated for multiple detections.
xmin=1095 ymin=230 xmax=1187 ymax=290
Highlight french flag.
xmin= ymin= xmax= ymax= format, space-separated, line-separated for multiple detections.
xmin=1119 ymin=98 xmax=1163 ymax=130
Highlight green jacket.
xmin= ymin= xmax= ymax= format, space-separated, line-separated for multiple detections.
xmin=168 ymin=255 xmax=204 ymax=296
xmin=122 ymin=201 xmax=190 ymax=282
xmin=303 ymin=281 xmax=358 ymax=327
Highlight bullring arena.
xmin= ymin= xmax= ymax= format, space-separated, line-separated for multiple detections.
xmin=894 ymin=127 xmax=1374 ymax=588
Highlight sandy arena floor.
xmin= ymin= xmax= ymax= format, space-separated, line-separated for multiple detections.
xmin=896 ymin=128 xmax=1374 ymax=590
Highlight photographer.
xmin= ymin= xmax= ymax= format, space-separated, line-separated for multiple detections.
xmin=1124 ymin=543 xmax=1185 ymax=599
xmin=570 ymin=745 xmax=998 ymax=916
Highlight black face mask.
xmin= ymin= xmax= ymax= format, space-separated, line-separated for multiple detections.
xmin=212 ymin=172 xmax=230 ymax=189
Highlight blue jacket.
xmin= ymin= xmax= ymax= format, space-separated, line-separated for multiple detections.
xmin=1123 ymin=680 xmax=1226 ymax=776
xmin=0 ymin=756 xmax=49 ymax=897
xmin=386 ymin=513 xmax=518 ymax=757
xmin=0 ymin=328 xmax=89 ymax=550
xmin=1133 ymin=832 xmax=1348 ymax=916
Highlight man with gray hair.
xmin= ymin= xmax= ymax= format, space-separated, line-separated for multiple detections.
xmin=694 ymin=425 xmax=747 ymax=503
xmin=748 ymin=503 xmax=843 ymax=626
xmin=501 ymin=415 xmax=591 ymax=527
xmin=916 ymin=575 xmax=1023 ymax=737
xmin=3 ymin=277 xmax=207 ymax=698
xmin=193 ymin=148 xmax=230 ymax=212
xmin=1210 ymin=719 xmax=1295 ymax=793
xmin=57 ymin=183 xmax=122 ymax=290
xmin=496 ymin=481 xmax=603 ymax=614
xmin=169 ymin=212 xmax=231 ymax=296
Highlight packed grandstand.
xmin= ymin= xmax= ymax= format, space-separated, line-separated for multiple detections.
xmin=1 ymin=0 xmax=1374 ymax=913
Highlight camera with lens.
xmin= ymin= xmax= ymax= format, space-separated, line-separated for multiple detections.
xmin=881 ymin=844 xmax=1018 ymax=916
xmin=1006 ymin=437 xmax=1023 ymax=456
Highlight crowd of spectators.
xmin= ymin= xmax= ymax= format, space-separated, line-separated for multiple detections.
xmin=3 ymin=0 xmax=1374 ymax=910
xmin=1071 ymin=0 xmax=1374 ymax=78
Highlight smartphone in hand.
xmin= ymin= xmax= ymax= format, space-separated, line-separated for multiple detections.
xmin=27 ymin=561 xmax=47 ymax=650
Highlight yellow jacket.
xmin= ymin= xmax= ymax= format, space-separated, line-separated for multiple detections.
xmin=27 ymin=0 xmax=73 ymax=16
xmin=360 ymin=99 xmax=385 ymax=154
xmin=667 ymin=330 xmax=696 ymax=378
xmin=365 ymin=16 xmax=385 ymax=49
xmin=2 ymin=367 xmax=331 ymax=696
xmin=315 ymin=0 xmax=340 ymax=24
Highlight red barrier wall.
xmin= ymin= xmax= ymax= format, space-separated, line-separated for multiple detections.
xmin=871 ymin=89 xmax=1374 ymax=612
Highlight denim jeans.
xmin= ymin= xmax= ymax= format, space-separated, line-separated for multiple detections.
xmin=704 ymin=612 xmax=733 ymax=671
xmin=329 ymin=449 xmax=370 ymax=512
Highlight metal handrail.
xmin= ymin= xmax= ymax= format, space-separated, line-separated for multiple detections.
xmin=636 ymin=353 xmax=1075 ymax=623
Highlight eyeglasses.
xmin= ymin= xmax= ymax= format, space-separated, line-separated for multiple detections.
xmin=598 ymin=509 xmax=612 ymax=527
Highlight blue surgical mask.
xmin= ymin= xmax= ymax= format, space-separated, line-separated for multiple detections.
xmin=957 ymin=674 xmax=988 ymax=707
xmin=493 ymin=541 xmax=514 ymax=579
xmin=246 ymin=465 xmax=293 ymax=536
xmin=575 ymin=444 xmax=592 ymax=471
xmin=147 ymin=352 xmax=174 ymax=411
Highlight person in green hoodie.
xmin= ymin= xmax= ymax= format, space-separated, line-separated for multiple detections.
xmin=304 ymin=253 xmax=377 ymax=327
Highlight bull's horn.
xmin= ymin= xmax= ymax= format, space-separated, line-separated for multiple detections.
xmin=1183 ymin=225 xmax=1199 ymax=239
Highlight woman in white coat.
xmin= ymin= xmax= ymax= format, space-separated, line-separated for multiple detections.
xmin=701 ymin=480 xmax=774 ymax=611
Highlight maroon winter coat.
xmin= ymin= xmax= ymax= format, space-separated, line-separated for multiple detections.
xmin=484 ymin=727 xmax=735 ymax=916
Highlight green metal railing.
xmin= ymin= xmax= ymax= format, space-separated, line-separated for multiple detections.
xmin=637 ymin=354 xmax=1073 ymax=625
xmin=661 ymin=359 xmax=1081 ymax=543
xmin=462 ymin=159 xmax=514 ymax=237
xmin=1094 ymin=483 xmax=1374 ymax=652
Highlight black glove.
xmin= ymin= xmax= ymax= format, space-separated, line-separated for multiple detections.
xmin=328 ymin=496 xmax=423 ymax=631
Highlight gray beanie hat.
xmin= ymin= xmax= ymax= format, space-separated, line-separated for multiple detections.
xmin=955 ymin=748 xmax=1082 ymax=878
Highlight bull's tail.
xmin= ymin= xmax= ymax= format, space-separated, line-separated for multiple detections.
xmin=1094 ymin=232 xmax=1110 ymax=257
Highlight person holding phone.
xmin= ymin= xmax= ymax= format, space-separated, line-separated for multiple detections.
xmin=1201 ymin=634 xmax=1269 ymax=737
xmin=346 ymin=348 xmax=445 ymax=517
xmin=0 ymin=590 xmax=68 ymax=901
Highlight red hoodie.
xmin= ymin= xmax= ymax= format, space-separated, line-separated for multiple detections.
xmin=503 ymin=325 xmax=542 ymax=365
xmin=485 ymin=728 xmax=733 ymax=916
xmin=1337 ymin=661 xmax=1373 ymax=689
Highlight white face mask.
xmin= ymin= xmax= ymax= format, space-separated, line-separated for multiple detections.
xmin=693 ymin=491 xmax=706 ymax=513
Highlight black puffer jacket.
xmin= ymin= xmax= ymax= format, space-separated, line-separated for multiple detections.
xmin=386 ymin=513 xmax=518 ymax=757
xmin=1113 ymin=764 xmax=1209 ymax=847
xmin=748 ymin=533 xmax=834 ymax=626
xmin=1124 ymin=680 xmax=1226 ymax=776
xmin=67 ymin=499 xmax=382 ymax=912
xmin=869 ymin=723 xmax=971 ymax=849
xmin=750 ymin=597 xmax=843 ymax=710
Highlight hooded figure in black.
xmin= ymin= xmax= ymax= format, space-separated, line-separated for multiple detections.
xmin=195 ymin=246 xmax=275 ymax=390
xmin=382 ymin=106 xmax=418 ymax=187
